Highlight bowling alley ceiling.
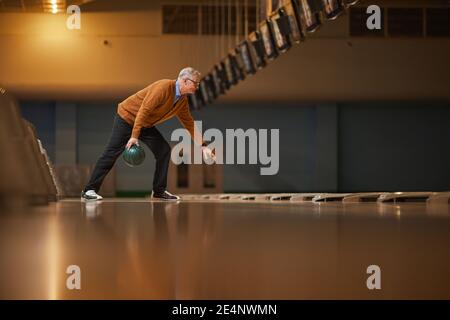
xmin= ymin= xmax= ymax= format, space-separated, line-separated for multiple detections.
xmin=1 ymin=0 xmax=448 ymax=13
xmin=1 ymin=0 xmax=449 ymax=102
xmin=0 ymin=0 xmax=93 ymax=13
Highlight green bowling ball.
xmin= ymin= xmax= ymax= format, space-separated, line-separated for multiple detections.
xmin=123 ymin=144 xmax=145 ymax=167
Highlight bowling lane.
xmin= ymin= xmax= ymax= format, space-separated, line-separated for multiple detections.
xmin=0 ymin=200 xmax=449 ymax=299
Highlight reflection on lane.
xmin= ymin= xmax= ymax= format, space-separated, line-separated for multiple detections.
xmin=0 ymin=200 xmax=449 ymax=299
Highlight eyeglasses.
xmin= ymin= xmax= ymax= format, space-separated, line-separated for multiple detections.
xmin=186 ymin=78 xmax=200 ymax=87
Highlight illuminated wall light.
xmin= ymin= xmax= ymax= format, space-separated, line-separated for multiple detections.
xmin=45 ymin=0 xmax=65 ymax=14
xmin=52 ymin=0 xmax=58 ymax=14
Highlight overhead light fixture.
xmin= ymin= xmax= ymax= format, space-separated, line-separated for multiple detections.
xmin=43 ymin=0 xmax=66 ymax=14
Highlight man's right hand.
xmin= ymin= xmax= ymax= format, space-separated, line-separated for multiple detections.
xmin=202 ymin=146 xmax=216 ymax=163
xmin=126 ymin=137 xmax=139 ymax=150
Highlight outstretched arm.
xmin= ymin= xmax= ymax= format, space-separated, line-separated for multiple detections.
xmin=176 ymin=103 xmax=203 ymax=146
xmin=177 ymin=103 xmax=216 ymax=161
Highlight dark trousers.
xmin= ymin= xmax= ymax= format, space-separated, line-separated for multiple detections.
xmin=84 ymin=114 xmax=171 ymax=194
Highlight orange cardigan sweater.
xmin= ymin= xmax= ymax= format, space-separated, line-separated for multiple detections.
xmin=117 ymin=79 xmax=196 ymax=140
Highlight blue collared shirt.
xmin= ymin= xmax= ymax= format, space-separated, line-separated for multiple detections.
xmin=174 ymin=80 xmax=182 ymax=105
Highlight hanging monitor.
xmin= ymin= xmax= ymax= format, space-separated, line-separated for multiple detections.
xmin=237 ymin=40 xmax=256 ymax=75
xmin=205 ymin=74 xmax=218 ymax=99
xmin=194 ymin=88 xmax=205 ymax=108
xmin=199 ymin=80 xmax=211 ymax=104
xmin=270 ymin=9 xmax=292 ymax=52
xmin=283 ymin=0 xmax=305 ymax=43
xmin=214 ymin=64 xmax=228 ymax=93
xmin=218 ymin=61 xmax=231 ymax=91
xmin=223 ymin=56 xmax=238 ymax=86
xmin=298 ymin=0 xmax=322 ymax=33
xmin=188 ymin=89 xmax=205 ymax=110
xmin=259 ymin=19 xmax=279 ymax=60
xmin=212 ymin=66 xmax=224 ymax=95
xmin=320 ymin=0 xmax=345 ymax=20
xmin=345 ymin=0 xmax=359 ymax=7
xmin=229 ymin=53 xmax=245 ymax=82
xmin=188 ymin=93 xmax=199 ymax=111
xmin=307 ymin=0 xmax=325 ymax=13
xmin=248 ymin=31 xmax=267 ymax=70
xmin=234 ymin=46 xmax=249 ymax=78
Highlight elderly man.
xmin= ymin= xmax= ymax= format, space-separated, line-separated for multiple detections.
xmin=81 ymin=67 xmax=212 ymax=201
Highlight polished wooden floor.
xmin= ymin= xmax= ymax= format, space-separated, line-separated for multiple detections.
xmin=1 ymin=198 xmax=449 ymax=299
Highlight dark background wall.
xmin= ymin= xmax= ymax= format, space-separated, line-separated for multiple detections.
xmin=19 ymin=101 xmax=450 ymax=193
xmin=19 ymin=101 xmax=56 ymax=161
xmin=338 ymin=103 xmax=450 ymax=192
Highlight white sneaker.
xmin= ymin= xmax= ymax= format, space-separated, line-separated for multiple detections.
xmin=81 ymin=190 xmax=103 ymax=201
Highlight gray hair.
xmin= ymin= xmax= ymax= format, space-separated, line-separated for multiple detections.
xmin=178 ymin=67 xmax=201 ymax=81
